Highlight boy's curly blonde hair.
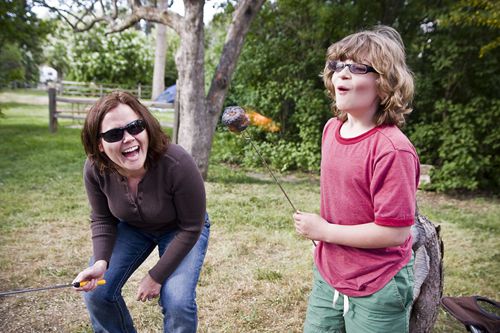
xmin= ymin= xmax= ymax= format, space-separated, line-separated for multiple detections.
xmin=323 ymin=25 xmax=414 ymax=128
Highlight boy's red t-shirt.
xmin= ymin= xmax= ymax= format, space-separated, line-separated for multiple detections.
xmin=315 ymin=118 xmax=420 ymax=297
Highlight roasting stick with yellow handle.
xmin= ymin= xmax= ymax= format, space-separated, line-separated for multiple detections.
xmin=0 ymin=279 xmax=106 ymax=297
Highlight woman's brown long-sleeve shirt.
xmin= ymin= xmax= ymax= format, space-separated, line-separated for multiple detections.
xmin=83 ymin=144 xmax=206 ymax=283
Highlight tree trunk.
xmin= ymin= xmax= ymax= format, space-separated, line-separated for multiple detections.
xmin=151 ymin=0 xmax=168 ymax=100
xmin=174 ymin=0 xmax=210 ymax=174
xmin=410 ymin=209 xmax=444 ymax=333
xmin=202 ymin=0 xmax=266 ymax=178
xmin=175 ymin=0 xmax=266 ymax=178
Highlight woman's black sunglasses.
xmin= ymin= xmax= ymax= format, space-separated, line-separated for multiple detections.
xmin=100 ymin=119 xmax=146 ymax=143
xmin=327 ymin=60 xmax=378 ymax=74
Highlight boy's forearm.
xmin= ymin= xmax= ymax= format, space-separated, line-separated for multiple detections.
xmin=322 ymin=222 xmax=411 ymax=249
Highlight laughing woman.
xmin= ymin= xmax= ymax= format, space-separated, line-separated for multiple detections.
xmin=73 ymin=91 xmax=210 ymax=333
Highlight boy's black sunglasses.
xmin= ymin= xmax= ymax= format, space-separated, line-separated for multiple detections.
xmin=100 ymin=119 xmax=146 ymax=143
xmin=327 ymin=60 xmax=378 ymax=74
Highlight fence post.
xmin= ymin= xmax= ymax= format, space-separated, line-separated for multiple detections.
xmin=138 ymin=83 xmax=142 ymax=99
xmin=48 ymin=87 xmax=57 ymax=133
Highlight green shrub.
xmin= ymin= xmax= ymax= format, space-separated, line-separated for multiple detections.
xmin=424 ymin=98 xmax=500 ymax=192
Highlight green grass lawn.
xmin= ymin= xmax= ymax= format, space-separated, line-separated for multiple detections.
xmin=0 ymin=90 xmax=498 ymax=332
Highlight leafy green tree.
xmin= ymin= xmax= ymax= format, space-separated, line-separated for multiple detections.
xmin=66 ymin=25 xmax=155 ymax=87
xmin=408 ymin=0 xmax=500 ymax=192
xmin=443 ymin=0 xmax=499 ymax=57
xmin=44 ymin=21 xmax=179 ymax=86
xmin=0 ymin=0 xmax=50 ymax=86
xmin=0 ymin=43 xmax=25 ymax=86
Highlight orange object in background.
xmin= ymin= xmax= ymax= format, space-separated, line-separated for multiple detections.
xmin=246 ymin=110 xmax=280 ymax=132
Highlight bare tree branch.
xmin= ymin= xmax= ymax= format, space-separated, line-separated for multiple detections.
xmin=33 ymin=0 xmax=82 ymax=25
xmin=99 ymin=0 xmax=106 ymax=14
xmin=34 ymin=0 xmax=183 ymax=35
xmin=207 ymin=0 xmax=266 ymax=116
xmin=34 ymin=0 xmax=106 ymax=31
xmin=107 ymin=6 xmax=183 ymax=34
xmin=112 ymin=0 xmax=119 ymax=19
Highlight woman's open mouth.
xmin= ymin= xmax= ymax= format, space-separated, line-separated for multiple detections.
xmin=122 ymin=145 xmax=140 ymax=158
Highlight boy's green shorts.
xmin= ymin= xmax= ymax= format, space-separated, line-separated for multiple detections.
xmin=304 ymin=255 xmax=414 ymax=333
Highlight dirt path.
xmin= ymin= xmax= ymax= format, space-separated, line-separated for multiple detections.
xmin=0 ymin=91 xmax=48 ymax=105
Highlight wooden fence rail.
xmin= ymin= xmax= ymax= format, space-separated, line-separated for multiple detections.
xmin=59 ymin=81 xmax=152 ymax=99
xmin=48 ymin=87 xmax=175 ymax=133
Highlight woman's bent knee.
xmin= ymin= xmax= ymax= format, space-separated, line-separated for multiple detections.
xmin=84 ymin=285 xmax=120 ymax=305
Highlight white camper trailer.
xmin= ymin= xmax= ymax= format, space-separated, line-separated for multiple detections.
xmin=39 ymin=65 xmax=58 ymax=84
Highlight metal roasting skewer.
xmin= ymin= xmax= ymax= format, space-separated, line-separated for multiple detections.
xmin=243 ymin=132 xmax=297 ymax=212
xmin=244 ymin=133 xmax=316 ymax=247
xmin=221 ymin=106 xmax=316 ymax=246
xmin=0 ymin=279 xmax=106 ymax=297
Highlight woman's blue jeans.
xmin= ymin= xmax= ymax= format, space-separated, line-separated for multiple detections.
xmin=83 ymin=215 xmax=210 ymax=333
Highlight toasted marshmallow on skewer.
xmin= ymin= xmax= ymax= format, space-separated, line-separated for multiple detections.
xmin=222 ymin=106 xmax=250 ymax=133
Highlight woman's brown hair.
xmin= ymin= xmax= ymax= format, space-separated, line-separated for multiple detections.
xmin=323 ymin=25 xmax=414 ymax=128
xmin=81 ymin=91 xmax=170 ymax=174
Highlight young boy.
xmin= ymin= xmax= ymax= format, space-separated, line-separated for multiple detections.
xmin=293 ymin=26 xmax=420 ymax=333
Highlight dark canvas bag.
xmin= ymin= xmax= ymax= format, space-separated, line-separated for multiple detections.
xmin=441 ymin=296 xmax=500 ymax=333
